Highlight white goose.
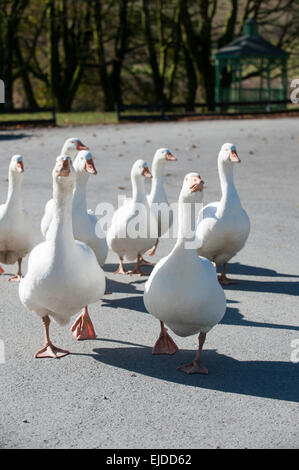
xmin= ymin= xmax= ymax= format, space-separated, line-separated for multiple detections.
xmin=19 ymin=156 xmax=106 ymax=358
xmin=107 ymin=159 xmax=158 ymax=275
xmin=41 ymin=137 xmax=88 ymax=238
xmin=72 ymin=150 xmax=108 ymax=267
xmin=145 ymin=148 xmax=177 ymax=258
xmin=196 ymin=143 xmax=250 ymax=284
xmin=0 ymin=155 xmax=35 ymax=281
xmin=144 ymin=173 xmax=226 ymax=374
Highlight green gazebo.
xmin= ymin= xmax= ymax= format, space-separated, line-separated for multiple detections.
xmin=214 ymin=19 xmax=289 ymax=111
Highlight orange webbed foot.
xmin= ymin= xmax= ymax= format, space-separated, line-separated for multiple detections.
xmin=8 ymin=275 xmax=22 ymax=283
xmin=35 ymin=343 xmax=69 ymax=359
xmin=218 ymin=275 xmax=239 ymax=285
xmin=152 ymin=328 xmax=178 ymax=355
xmin=139 ymin=257 xmax=155 ymax=266
xmin=128 ymin=268 xmax=148 ymax=276
xmin=0 ymin=266 xmax=4 ymax=275
xmin=148 ymin=247 xmax=157 ymax=257
xmin=71 ymin=311 xmax=96 ymax=340
xmin=177 ymin=360 xmax=208 ymax=375
xmin=114 ymin=265 xmax=128 ymax=275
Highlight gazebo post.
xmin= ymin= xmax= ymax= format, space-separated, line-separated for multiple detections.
xmin=238 ymin=61 xmax=242 ymax=112
xmin=259 ymin=58 xmax=264 ymax=103
xmin=232 ymin=61 xmax=237 ymax=110
xmin=266 ymin=59 xmax=271 ymax=112
xmin=215 ymin=58 xmax=221 ymax=113
xmin=281 ymin=57 xmax=288 ymax=108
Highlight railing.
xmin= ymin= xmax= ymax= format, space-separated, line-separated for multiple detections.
xmin=0 ymin=107 xmax=56 ymax=127
xmin=116 ymin=100 xmax=297 ymax=122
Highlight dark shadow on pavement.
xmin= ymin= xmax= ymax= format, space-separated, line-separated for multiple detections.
xmin=222 ymin=262 xmax=299 ymax=279
xmin=89 ymin=342 xmax=299 ymax=402
xmin=221 ymin=307 xmax=299 ymax=331
xmin=101 ymin=295 xmax=148 ymax=314
xmin=224 ymin=279 xmax=299 ymax=296
xmin=0 ymin=133 xmax=31 ymax=141
xmin=105 ymin=278 xmax=141 ymax=295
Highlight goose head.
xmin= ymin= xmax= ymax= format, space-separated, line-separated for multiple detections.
xmin=180 ymin=172 xmax=204 ymax=203
xmin=153 ymin=148 xmax=177 ymax=165
xmin=61 ymin=137 xmax=89 ymax=160
xmin=9 ymin=155 xmax=24 ymax=176
xmin=53 ymin=155 xmax=76 ymax=191
xmin=73 ymin=150 xmax=97 ymax=175
xmin=219 ymin=143 xmax=240 ymax=164
xmin=131 ymin=159 xmax=152 ymax=181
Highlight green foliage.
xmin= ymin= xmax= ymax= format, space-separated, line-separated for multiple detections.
xmin=0 ymin=0 xmax=298 ymax=111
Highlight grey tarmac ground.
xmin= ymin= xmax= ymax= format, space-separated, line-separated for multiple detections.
xmin=0 ymin=118 xmax=298 ymax=449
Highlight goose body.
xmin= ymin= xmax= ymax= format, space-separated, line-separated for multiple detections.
xmin=197 ymin=143 xmax=250 ymax=284
xmin=145 ymin=250 xmax=225 ymax=337
xmin=0 ymin=155 xmax=35 ymax=280
xmin=144 ymin=173 xmax=226 ymax=374
xmin=19 ymin=156 xmax=105 ymax=357
xmin=107 ymin=159 xmax=158 ymax=274
xmin=20 ymin=236 xmax=104 ymax=326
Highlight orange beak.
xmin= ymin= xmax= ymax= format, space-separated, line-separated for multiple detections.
xmin=16 ymin=161 xmax=24 ymax=173
xmin=142 ymin=167 xmax=152 ymax=178
xmin=77 ymin=141 xmax=89 ymax=151
xmin=85 ymin=159 xmax=97 ymax=175
xmin=190 ymin=175 xmax=204 ymax=192
xmin=166 ymin=151 xmax=177 ymax=161
xmin=56 ymin=159 xmax=70 ymax=177
xmin=230 ymin=149 xmax=241 ymax=163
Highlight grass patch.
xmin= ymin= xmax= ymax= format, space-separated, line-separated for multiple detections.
xmin=0 ymin=111 xmax=117 ymax=126
xmin=57 ymin=111 xmax=117 ymax=126
xmin=0 ymin=105 xmax=298 ymax=128
xmin=0 ymin=112 xmax=53 ymax=122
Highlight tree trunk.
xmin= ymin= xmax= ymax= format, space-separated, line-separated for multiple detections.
xmin=142 ymin=0 xmax=165 ymax=103
xmin=93 ymin=0 xmax=114 ymax=110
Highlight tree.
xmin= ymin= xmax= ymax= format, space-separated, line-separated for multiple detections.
xmin=46 ymin=0 xmax=92 ymax=111
xmin=141 ymin=0 xmax=183 ymax=104
xmin=92 ymin=0 xmax=130 ymax=110
xmin=0 ymin=0 xmax=30 ymax=109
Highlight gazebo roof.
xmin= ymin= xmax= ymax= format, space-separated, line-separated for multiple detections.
xmin=215 ymin=19 xmax=288 ymax=59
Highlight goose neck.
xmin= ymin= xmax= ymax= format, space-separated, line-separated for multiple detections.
xmin=151 ymin=159 xmax=165 ymax=179
xmin=5 ymin=171 xmax=23 ymax=211
xmin=131 ymin=175 xmax=146 ymax=202
xmin=218 ymin=159 xmax=240 ymax=207
xmin=175 ymin=196 xmax=203 ymax=250
xmin=73 ymin=173 xmax=88 ymax=211
xmin=47 ymin=180 xmax=74 ymax=245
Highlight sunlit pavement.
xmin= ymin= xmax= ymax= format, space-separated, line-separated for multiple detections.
xmin=0 ymin=118 xmax=298 ymax=449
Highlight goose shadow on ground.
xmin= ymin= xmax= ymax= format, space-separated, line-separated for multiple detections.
xmin=220 ymin=262 xmax=299 ymax=279
xmin=0 ymin=133 xmax=31 ymax=141
xmin=224 ymin=279 xmax=299 ymax=296
xmin=102 ymin=296 xmax=299 ymax=332
xmin=105 ymin=278 xmax=143 ymax=295
xmin=101 ymin=295 xmax=148 ymax=314
xmin=221 ymin=307 xmax=299 ymax=332
xmin=86 ymin=339 xmax=299 ymax=402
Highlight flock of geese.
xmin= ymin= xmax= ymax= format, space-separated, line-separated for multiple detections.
xmin=0 ymin=137 xmax=250 ymax=374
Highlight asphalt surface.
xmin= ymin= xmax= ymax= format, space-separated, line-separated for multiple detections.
xmin=0 ymin=118 xmax=298 ymax=449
